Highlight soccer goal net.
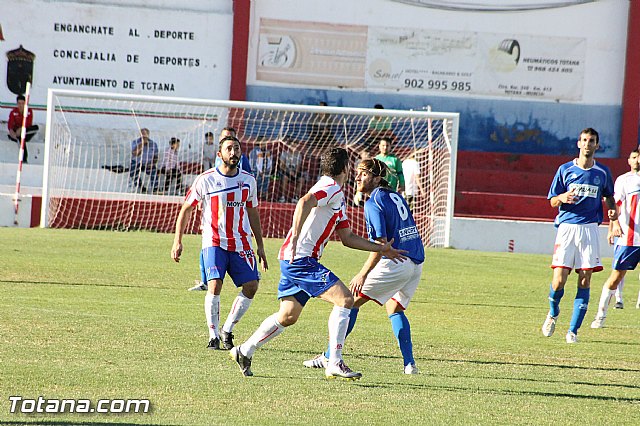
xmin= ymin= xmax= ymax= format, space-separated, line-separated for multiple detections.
xmin=42 ymin=89 xmax=458 ymax=247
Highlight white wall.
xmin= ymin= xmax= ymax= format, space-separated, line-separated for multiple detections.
xmin=1 ymin=0 xmax=234 ymax=121
xmin=450 ymin=216 xmax=611 ymax=256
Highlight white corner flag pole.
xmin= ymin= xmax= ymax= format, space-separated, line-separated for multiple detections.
xmin=13 ymin=81 xmax=31 ymax=225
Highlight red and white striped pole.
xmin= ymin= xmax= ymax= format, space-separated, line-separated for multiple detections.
xmin=13 ymin=81 xmax=31 ymax=225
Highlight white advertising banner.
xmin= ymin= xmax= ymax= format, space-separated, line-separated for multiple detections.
xmin=254 ymin=19 xmax=586 ymax=101
xmin=366 ymin=27 xmax=586 ymax=100
xmin=0 ymin=0 xmax=233 ymax=108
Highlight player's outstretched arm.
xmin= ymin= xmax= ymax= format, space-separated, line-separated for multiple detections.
xmin=172 ymin=201 xmax=194 ymax=263
xmin=247 ymin=206 xmax=268 ymax=271
xmin=349 ymin=237 xmax=387 ymax=295
xmin=336 ymin=228 xmax=407 ymax=262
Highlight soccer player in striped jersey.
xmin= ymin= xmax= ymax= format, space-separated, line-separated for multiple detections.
xmin=542 ymin=128 xmax=617 ymax=343
xmin=303 ymin=158 xmax=424 ymax=374
xmin=229 ymin=148 xmax=406 ymax=379
xmin=172 ymin=135 xmax=268 ymax=351
xmin=189 ymin=127 xmax=254 ymax=292
xmin=591 ymin=149 xmax=640 ymax=327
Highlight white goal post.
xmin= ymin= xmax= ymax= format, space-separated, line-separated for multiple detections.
xmin=42 ymin=89 xmax=459 ymax=247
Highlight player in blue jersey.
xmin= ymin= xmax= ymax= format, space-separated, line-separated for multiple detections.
xmin=303 ymin=158 xmax=424 ymax=374
xmin=542 ymin=128 xmax=617 ymax=343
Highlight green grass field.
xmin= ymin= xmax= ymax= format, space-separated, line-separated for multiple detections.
xmin=1 ymin=227 xmax=640 ymax=425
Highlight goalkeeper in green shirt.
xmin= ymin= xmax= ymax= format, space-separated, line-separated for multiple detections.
xmin=375 ymin=137 xmax=405 ymax=192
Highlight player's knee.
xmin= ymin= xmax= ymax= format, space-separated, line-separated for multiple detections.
xmin=241 ymin=281 xmax=259 ymax=298
xmin=341 ymin=293 xmax=354 ymax=309
xmin=278 ymin=312 xmax=298 ymax=327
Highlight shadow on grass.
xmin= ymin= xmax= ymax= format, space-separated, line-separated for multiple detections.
xmin=0 ymin=280 xmax=173 ymax=290
xmin=227 ymin=368 xmax=640 ymax=404
xmin=280 ymin=347 xmax=640 ymax=374
xmin=354 ymin=381 xmax=640 ymax=403
xmin=3 ymin=421 xmax=168 ymax=426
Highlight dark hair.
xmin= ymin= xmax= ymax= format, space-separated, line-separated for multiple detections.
xmin=17 ymin=95 xmax=25 ymax=102
xmin=374 ymin=103 xmax=384 ymax=109
xmin=218 ymin=136 xmax=239 ymax=152
xmin=320 ymin=147 xmax=349 ymax=177
xmin=205 ymin=131 xmax=214 ymax=138
xmin=631 ymin=148 xmax=639 ymax=156
xmin=170 ymin=137 xmax=180 ymax=146
xmin=379 ymin=137 xmax=392 ymax=145
xmin=319 ymin=101 xmax=328 ymax=107
xmin=358 ymin=158 xmax=387 ymax=177
xmin=357 ymin=158 xmax=391 ymax=188
xmin=580 ymin=127 xmax=599 ymax=143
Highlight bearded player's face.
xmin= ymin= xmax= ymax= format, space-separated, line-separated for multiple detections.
xmin=218 ymin=139 xmax=241 ymax=168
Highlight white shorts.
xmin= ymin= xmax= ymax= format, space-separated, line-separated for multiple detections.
xmin=360 ymin=258 xmax=423 ymax=309
xmin=551 ymin=222 xmax=603 ymax=272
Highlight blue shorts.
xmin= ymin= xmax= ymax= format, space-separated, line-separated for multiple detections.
xmin=277 ymin=258 xmax=340 ymax=306
xmin=199 ymin=246 xmax=260 ymax=287
xmin=612 ymin=245 xmax=640 ymax=270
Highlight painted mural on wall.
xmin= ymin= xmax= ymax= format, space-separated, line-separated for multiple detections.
xmin=247 ymin=0 xmax=626 ymax=158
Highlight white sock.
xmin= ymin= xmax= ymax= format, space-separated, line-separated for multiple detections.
xmin=327 ymin=306 xmax=350 ymax=366
xmin=239 ymin=313 xmax=285 ymax=358
xmin=615 ymin=279 xmax=624 ymax=303
xmin=597 ymin=286 xmax=615 ymax=318
xmin=222 ymin=292 xmax=253 ymax=333
xmin=204 ymin=293 xmax=220 ymax=339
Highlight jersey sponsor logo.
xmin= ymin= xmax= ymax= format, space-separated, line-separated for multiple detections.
xmin=399 ymin=225 xmax=419 ymax=238
xmin=568 ymin=183 xmax=598 ymax=198
xmin=226 ymin=201 xmax=246 ymax=208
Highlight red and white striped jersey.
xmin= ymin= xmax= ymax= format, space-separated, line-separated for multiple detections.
xmin=614 ymin=171 xmax=640 ymax=247
xmin=278 ymin=175 xmax=350 ymax=261
xmin=186 ymin=168 xmax=258 ymax=252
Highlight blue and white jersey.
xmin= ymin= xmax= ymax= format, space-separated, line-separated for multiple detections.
xmin=364 ymin=187 xmax=425 ymax=264
xmin=548 ymin=159 xmax=614 ymax=227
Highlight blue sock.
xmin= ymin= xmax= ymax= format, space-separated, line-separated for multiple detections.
xmin=548 ymin=285 xmax=564 ymax=317
xmin=389 ymin=312 xmax=414 ymax=367
xmin=324 ymin=308 xmax=359 ymax=358
xmin=569 ymin=287 xmax=590 ymax=334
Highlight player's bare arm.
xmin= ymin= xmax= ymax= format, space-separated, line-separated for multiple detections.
xmin=288 ymin=192 xmax=318 ymax=261
xmin=349 ymin=237 xmax=386 ymax=295
xmin=607 ymin=218 xmax=622 ymax=245
xmin=550 ymin=189 xmax=575 ymax=207
xmin=247 ymin=206 xmax=268 ymax=271
xmin=171 ymin=201 xmax=194 ymax=262
xmin=336 ymin=228 xmax=407 ymax=262
xmin=604 ymin=195 xmax=618 ymax=221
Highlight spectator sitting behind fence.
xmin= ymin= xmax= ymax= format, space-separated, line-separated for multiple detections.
xmin=159 ymin=137 xmax=183 ymax=195
xmin=277 ymin=139 xmax=308 ymax=203
xmin=249 ymin=143 xmax=273 ymax=200
xmin=129 ymin=128 xmax=159 ymax=193
xmin=203 ymin=131 xmax=216 ymax=170
xmin=8 ymin=94 xmax=39 ymax=163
